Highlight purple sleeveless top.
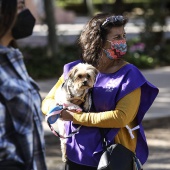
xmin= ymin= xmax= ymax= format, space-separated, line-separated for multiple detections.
xmin=63 ymin=60 xmax=159 ymax=167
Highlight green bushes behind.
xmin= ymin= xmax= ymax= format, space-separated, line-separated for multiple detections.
xmin=22 ymin=45 xmax=80 ymax=79
xmin=22 ymin=41 xmax=170 ymax=80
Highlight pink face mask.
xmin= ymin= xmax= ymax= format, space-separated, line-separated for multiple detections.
xmin=103 ymin=39 xmax=127 ymax=59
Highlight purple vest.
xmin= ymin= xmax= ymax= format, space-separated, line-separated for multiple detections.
xmin=63 ymin=60 xmax=159 ymax=167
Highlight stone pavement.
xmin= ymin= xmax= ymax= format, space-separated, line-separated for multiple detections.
xmin=37 ymin=66 xmax=170 ymax=170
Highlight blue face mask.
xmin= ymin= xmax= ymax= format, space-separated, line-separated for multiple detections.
xmin=103 ymin=40 xmax=127 ymax=59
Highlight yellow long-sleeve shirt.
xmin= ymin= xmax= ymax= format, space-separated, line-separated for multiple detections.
xmin=42 ymin=75 xmax=141 ymax=153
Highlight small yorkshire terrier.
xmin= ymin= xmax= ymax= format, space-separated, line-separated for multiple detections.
xmin=55 ymin=63 xmax=98 ymax=162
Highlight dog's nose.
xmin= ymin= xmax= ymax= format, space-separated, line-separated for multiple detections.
xmin=83 ymin=81 xmax=88 ymax=86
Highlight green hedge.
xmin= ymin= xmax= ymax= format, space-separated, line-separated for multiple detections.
xmin=22 ymin=45 xmax=80 ymax=79
xmin=21 ymin=42 xmax=170 ymax=80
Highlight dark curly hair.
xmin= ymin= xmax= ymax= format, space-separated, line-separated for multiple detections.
xmin=0 ymin=0 xmax=17 ymax=39
xmin=79 ymin=13 xmax=128 ymax=67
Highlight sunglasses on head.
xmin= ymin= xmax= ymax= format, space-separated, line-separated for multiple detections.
xmin=101 ymin=15 xmax=125 ymax=28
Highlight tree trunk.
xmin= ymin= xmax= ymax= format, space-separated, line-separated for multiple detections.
xmin=113 ymin=0 xmax=124 ymax=15
xmin=83 ymin=0 xmax=94 ymax=17
xmin=44 ymin=0 xmax=58 ymax=57
xmin=102 ymin=0 xmax=109 ymax=13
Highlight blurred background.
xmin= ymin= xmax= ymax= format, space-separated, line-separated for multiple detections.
xmin=18 ymin=0 xmax=170 ymax=79
xmin=19 ymin=1 xmax=170 ymax=170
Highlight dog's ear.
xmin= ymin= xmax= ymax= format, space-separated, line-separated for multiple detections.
xmin=93 ymin=68 xmax=98 ymax=77
xmin=89 ymin=66 xmax=98 ymax=78
xmin=67 ymin=66 xmax=78 ymax=80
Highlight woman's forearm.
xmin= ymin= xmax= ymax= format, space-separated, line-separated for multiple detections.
xmin=41 ymin=75 xmax=64 ymax=115
xmin=73 ymin=88 xmax=141 ymax=128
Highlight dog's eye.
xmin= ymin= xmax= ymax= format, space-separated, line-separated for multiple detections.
xmin=78 ymin=74 xmax=82 ymax=78
xmin=87 ymin=74 xmax=91 ymax=79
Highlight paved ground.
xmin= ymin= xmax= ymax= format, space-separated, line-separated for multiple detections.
xmin=143 ymin=119 xmax=170 ymax=170
xmin=37 ymin=66 xmax=170 ymax=170
xmin=44 ymin=119 xmax=170 ymax=170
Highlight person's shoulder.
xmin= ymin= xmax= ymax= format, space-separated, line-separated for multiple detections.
xmin=63 ymin=60 xmax=82 ymax=79
xmin=124 ymin=62 xmax=139 ymax=70
xmin=64 ymin=60 xmax=81 ymax=68
xmin=124 ymin=63 xmax=146 ymax=81
xmin=63 ymin=60 xmax=82 ymax=72
xmin=124 ymin=63 xmax=142 ymax=73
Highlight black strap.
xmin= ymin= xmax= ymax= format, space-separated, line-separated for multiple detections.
xmin=99 ymin=128 xmax=120 ymax=150
xmin=91 ymin=89 xmax=118 ymax=150
xmin=99 ymin=129 xmax=108 ymax=150
xmin=91 ymin=89 xmax=121 ymax=150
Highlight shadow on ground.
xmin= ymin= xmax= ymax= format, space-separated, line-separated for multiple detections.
xmin=45 ymin=118 xmax=170 ymax=170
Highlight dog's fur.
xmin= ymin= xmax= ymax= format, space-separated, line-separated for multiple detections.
xmin=55 ymin=63 xmax=98 ymax=162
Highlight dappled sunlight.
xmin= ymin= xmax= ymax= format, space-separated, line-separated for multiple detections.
xmin=143 ymin=126 xmax=170 ymax=170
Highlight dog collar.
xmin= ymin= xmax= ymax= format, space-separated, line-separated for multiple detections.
xmin=67 ymin=86 xmax=88 ymax=103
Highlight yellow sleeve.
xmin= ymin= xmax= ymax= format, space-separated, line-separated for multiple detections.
xmin=73 ymin=88 xmax=141 ymax=128
xmin=41 ymin=75 xmax=64 ymax=115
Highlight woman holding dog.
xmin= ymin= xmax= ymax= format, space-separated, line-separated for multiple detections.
xmin=42 ymin=13 xmax=159 ymax=170
xmin=0 ymin=0 xmax=47 ymax=170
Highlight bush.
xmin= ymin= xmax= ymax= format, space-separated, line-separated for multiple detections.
xmin=21 ymin=45 xmax=80 ymax=79
xmin=21 ymin=40 xmax=169 ymax=79
xmin=125 ymin=53 xmax=157 ymax=69
xmin=125 ymin=39 xmax=158 ymax=69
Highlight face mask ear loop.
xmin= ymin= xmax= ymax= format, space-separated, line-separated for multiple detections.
xmin=106 ymin=39 xmax=112 ymax=42
xmin=97 ymin=49 xmax=107 ymax=69
xmin=106 ymin=40 xmax=114 ymax=52
xmin=100 ymin=49 xmax=105 ymax=62
xmin=102 ymin=48 xmax=108 ymax=58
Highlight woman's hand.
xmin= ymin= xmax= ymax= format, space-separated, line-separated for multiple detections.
xmin=60 ymin=109 xmax=76 ymax=121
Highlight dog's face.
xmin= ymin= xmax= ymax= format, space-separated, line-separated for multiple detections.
xmin=68 ymin=63 xmax=98 ymax=91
